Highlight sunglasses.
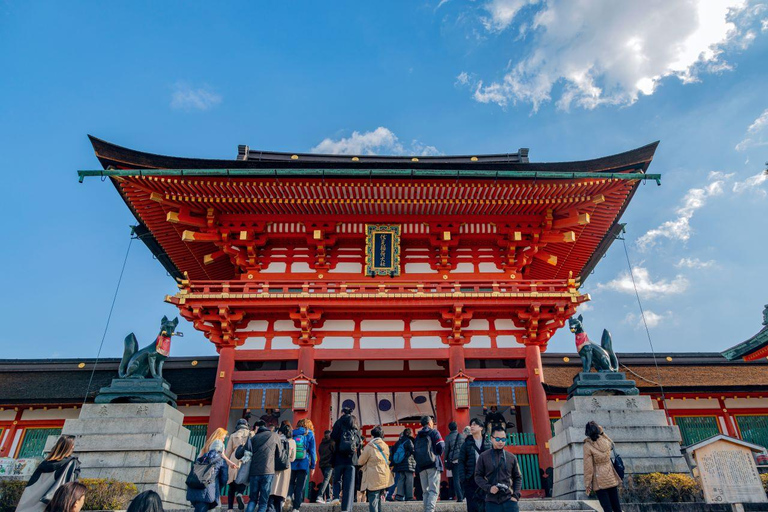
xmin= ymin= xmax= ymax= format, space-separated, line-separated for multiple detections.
xmin=491 ymin=436 xmax=506 ymax=442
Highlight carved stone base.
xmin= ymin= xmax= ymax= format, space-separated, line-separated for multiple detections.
xmin=95 ymin=378 xmax=177 ymax=407
xmin=567 ymin=371 xmax=639 ymax=398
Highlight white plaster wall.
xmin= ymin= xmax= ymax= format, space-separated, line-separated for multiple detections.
xmin=291 ymin=262 xmax=315 ymax=273
xmin=495 ymin=319 xmax=517 ymax=330
xmin=317 ymin=337 xmax=355 ymax=349
xmin=330 ymin=262 xmax=363 ymax=273
xmin=548 ymin=400 xmax=563 ymax=412
xmin=665 ymin=398 xmax=720 ymax=410
xmin=410 ymin=336 xmax=445 ymax=348
xmin=725 ymin=397 xmax=768 ymax=409
xmin=364 ymin=361 xmax=404 ymax=371
xmin=467 ymin=319 xmax=489 ymax=330
xmin=0 ymin=410 xmax=16 ymax=421
xmin=261 ymin=262 xmax=287 ymax=273
xmin=361 ymin=320 xmax=404 ymax=331
xmin=181 ymin=405 xmax=212 ymax=416
xmin=478 ymin=262 xmax=503 ymax=273
xmin=409 ymin=360 xmax=443 ymax=371
xmin=271 ymin=336 xmax=295 ymax=349
xmin=21 ymin=408 xmax=80 ymax=421
xmin=324 ymin=361 xmax=360 ymax=372
xmin=405 ymin=263 xmax=437 ymax=273
xmin=496 ymin=335 xmax=519 ymax=347
xmin=450 ymin=263 xmax=474 ymax=273
xmin=245 ymin=320 xmax=269 ymax=332
xmin=410 ymin=320 xmax=449 ymax=331
xmin=238 ymin=337 xmax=267 ymax=350
xmin=316 ymin=320 xmax=355 ymax=331
xmin=466 ymin=335 xmax=492 ymax=348
xmin=9 ymin=430 xmax=22 ymax=457
xmin=360 ymin=336 xmax=405 ymax=349
xmin=273 ymin=320 xmax=300 ymax=331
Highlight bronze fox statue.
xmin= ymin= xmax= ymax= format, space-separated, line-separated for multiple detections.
xmin=119 ymin=316 xmax=181 ymax=380
xmin=568 ymin=314 xmax=619 ymax=373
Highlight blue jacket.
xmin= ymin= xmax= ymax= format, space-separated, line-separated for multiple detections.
xmin=186 ymin=450 xmax=228 ymax=506
xmin=416 ymin=426 xmax=445 ymax=471
xmin=290 ymin=427 xmax=317 ymax=471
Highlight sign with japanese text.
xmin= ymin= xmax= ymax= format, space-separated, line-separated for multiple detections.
xmin=365 ymin=224 xmax=401 ymax=276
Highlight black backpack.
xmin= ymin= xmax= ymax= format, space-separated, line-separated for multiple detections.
xmin=414 ymin=433 xmax=436 ymax=471
xmin=338 ymin=428 xmax=360 ymax=456
xmin=275 ymin=437 xmax=290 ymax=471
xmin=186 ymin=458 xmax=218 ymax=489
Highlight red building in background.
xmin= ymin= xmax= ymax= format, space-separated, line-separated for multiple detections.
xmin=74 ymin=136 xmax=660 ymax=494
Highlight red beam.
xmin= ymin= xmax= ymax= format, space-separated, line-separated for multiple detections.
xmin=232 ymin=370 xmax=297 ymax=383
xmin=466 ymin=369 xmax=528 ymax=381
xmin=318 ymin=377 xmax=449 ymax=391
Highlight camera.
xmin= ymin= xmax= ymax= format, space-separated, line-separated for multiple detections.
xmin=495 ymin=483 xmax=510 ymax=492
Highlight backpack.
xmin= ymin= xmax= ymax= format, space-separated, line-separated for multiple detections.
xmin=338 ymin=428 xmax=360 ymax=456
xmin=413 ymin=432 xmax=436 ymax=471
xmin=392 ymin=441 xmax=406 ymax=464
xmin=293 ymin=432 xmax=307 ymax=460
xmin=275 ymin=438 xmax=291 ymax=471
xmin=186 ymin=458 xmax=218 ymax=489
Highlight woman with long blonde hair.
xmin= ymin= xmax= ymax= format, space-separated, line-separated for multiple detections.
xmin=201 ymin=428 xmax=238 ymax=469
xmin=16 ymin=436 xmax=81 ymax=512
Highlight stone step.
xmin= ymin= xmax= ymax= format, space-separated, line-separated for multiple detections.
xmin=167 ymin=501 xmax=599 ymax=512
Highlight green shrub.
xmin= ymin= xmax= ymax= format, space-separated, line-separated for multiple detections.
xmin=761 ymin=473 xmax=768 ymax=495
xmin=80 ymin=479 xmax=137 ymax=511
xmin=621 ymin=473 xmax=703 ymax=503
xmin=0 ymin=479 xmax=27 ymax=512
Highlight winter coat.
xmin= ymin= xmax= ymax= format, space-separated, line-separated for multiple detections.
xmin=331 ymin=414 xmax=361 ymax=467
xmin=237 ymin=426 xmax=281 ymax=476
xmin=271 ymin=437 xmax=297 ymax=498
xmin=415 ymin=426 xmax=445 ymax=472
xmin=474 ymin=448 xmax=522 ymax=503
xmin=318 ymin=437 xmax=334 ymax=469
xmin=390 ymin=436 xmax=416 ymax=473
xmin=456 ymin=435 xmax=491 ymax=484
xmin=226 ymin=426 xmax=253 ymax=484
xmin=15 ymin=457 xmax=81 ymax=512
xmin=359 ymin=438 xmax=394 ymax=492
xmin=186 ymin=450 xmax=229 ymax=507
xmin=290 ymin=427 xmax=317 ymax=471
xmin=583 ymin=433 xmax=620 ymax=492
xmin=444 ymin=430 xmax=466 ymax=468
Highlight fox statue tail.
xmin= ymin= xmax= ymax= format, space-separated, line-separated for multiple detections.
xmin=601 ymin=329 xmax=619 ymax=372
xmin=118 ymin=333 xmax=139 ymax=378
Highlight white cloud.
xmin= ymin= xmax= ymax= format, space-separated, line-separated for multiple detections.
xmin=597 ymin=266 xmax=689 ymax=298
xmin=469 ymin=0 xmax=759 ymax=111
xmin=675 ymin=258 xmax=716 ymax=269
xmin=311 ymin=127 xmax=440 ymax=156
xmin=576 ymin=302 xmax=593 ymax=313
xmin=733 ymin=170 xmax=768 ymax=196
xmin=625 ymin=310 xmax=672 ymax=329
xmin=455 ymin=71 xmax=470 ymax=86
xmin=637 ymin=174 xmax=727 ymax=250
xmin=735 ymin=108 xmax=768 ymax=151
xmin=170 ymin=82 xmax=222 ymax=111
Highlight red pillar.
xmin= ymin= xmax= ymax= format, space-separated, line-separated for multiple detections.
xmin=208 ymin=346 xmax=235 ymax=436
xmin=0 ymin=409 xmax=23 ymax=457
xmin=718 ymin=398 xmax=738 ymax=437
xmin=448 ymin=344 xmax=470 ymax=429
xmin=525 ymin=344 xmax=553 ymax=471
xmin=293 ymin=345 xmax=315 ymax=423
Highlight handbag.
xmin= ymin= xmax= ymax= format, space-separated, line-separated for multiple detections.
xmin=611 ymin=444 xmax=625 ymax=481
xmin=235 ymin=449 xmax=252 ymax=486
xmin=41 ymin=459 xmax=78 ymax=504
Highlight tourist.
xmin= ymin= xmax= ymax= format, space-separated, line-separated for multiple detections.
xmin=16 ymin=435 xmax=80 ymax=512
xmin=359 ymin=425 xmax=393 ymax=512
xmin=226 ymin=419 xmax=254 ymax=511
xmin=483 ymin=406 xmax=507 ymax=433
xmin=287 ymin=419 xmax=316 ymax=512
xmin=43 ymin=482 xmax=86 ymax=512
xmin=413 ymin=415 xmax=444 ymax=512
xmin=316 ymin=430 xmax=335 ymax=503
xmin=583 ymin=421 xmax=622 ymax=512
xmin=261 ymin=409 xmax=281 ymax=431
xmin=474 ymin=426 xmax=522 ymax=512
xmin=268 ymin=424 xmax=297 ymax=512
xmin=203 ymin=427 xmax=239 ymax=470
xmin=330 ymin=407 xmax=362 ymax=512
xmin=186 ymin=432 xmax=229 ymax=512
xmin=389 ymin=428 xmax=415 ymax=501
xmin=443 ymin=421 xmax=465 ymax=502
xmin=126 ymin=490 xmax=164 ymax=512
xmin=236 ymin=419 xmax=282 ymax=512
xmin=456 ymin=418 xmax=491 ymax=512
xmin=462 ymin=426 xmax=471 ymax=437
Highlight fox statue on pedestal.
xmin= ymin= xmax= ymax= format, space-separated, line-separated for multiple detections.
xmin=568 ymin=314 xmax=619 ymax=373
xmin=118 ymin=316 xmax=182 ymax=380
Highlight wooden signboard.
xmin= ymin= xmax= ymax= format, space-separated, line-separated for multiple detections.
xmin=365 ymin=224 xmax=401 ymax=276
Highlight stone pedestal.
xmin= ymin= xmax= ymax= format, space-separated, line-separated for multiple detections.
xmin=50 ymin=403 xmax=196 ymax=508
xmin=95 ymin=378 xmax=178 ymax=407
xmin=550 ymin=395 xmax=689 ymax=500
xmin=567 ymin=372 xmax=639 ymax=398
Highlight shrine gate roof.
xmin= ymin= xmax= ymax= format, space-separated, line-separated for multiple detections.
xmin=83 ymin=136 xmax=660 ymax=282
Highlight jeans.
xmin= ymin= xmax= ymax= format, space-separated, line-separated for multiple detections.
xmin=486 ymin=500 xmax=520 ymax=512
xmin=289 ymin=469 xmax=308 ymax=509
xmin=419 ymin=468 xmax=440 ymax=512
xmin=266 ymin=495 xmax=284 ymax=512
xmin=367 ymin=489 xmax=382 ymax=512
xmin=317 ymin=466 xmax=333 ymax=500
xmin=333 ymin=465 xmax=356 ymax=512
xmin=395 ymin=471 xmax=414 ymax=500
xmin=464 ymin=480 xmax=482 ymax=512
xmin=595 ymin=486 xmax=622 ymax=512
xmin=451 ymin=474 xmax=464 ymax=502
xmin=228 ymin=482 xmax=247 ymax=510
xmin=192 ymin=502 xmax=213 ymax=512
xmin=246 ymin=474 xmax=274 ymax=512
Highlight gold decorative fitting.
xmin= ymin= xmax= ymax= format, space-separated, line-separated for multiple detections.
xmin=665 ymin=356 xmax=673 ymax=362
xmin=291 ymin=155 xmax=299 ymax=160
xmin=352 ymin=156 xmax=360 ymax=162
xmin=318 ymin=274 xmax=324 ymax=279
xmin=442 ymin=275 xmax=448 ymax=280
xmin=470 ymin=156 xmax=478 ymax=162
xmin=191 ymin=360 xmax=198 ymax=366
xmin=563 ymin=357 xmax=570 ymax=362
xmin=411 ymin=157 xmax=419 ymax=162
xmin=77 ymin=362 xmax=86 ymax=369
xmin=248 ymin=274 xmax=254 ymax=279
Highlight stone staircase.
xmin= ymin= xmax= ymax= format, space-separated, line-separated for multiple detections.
xmin=169 ymin=502 xmax=602 ymax=512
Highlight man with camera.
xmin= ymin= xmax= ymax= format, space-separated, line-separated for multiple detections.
xmin=474 ymin=426 xmax=522 ymax=512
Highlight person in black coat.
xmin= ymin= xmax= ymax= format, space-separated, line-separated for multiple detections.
xmin=456 ymin=418 xmax=492 ymax=512
xmin=330 ymin=408 xmax=361 ymax=512
xmin=316 ymin=430 xmax=335 ymax=502
xmin=389 ymin=428 xmax=416 ymax=501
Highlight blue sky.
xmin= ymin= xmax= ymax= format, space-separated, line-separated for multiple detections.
xmin=1 ymin=1 xmax=766 ymax=360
